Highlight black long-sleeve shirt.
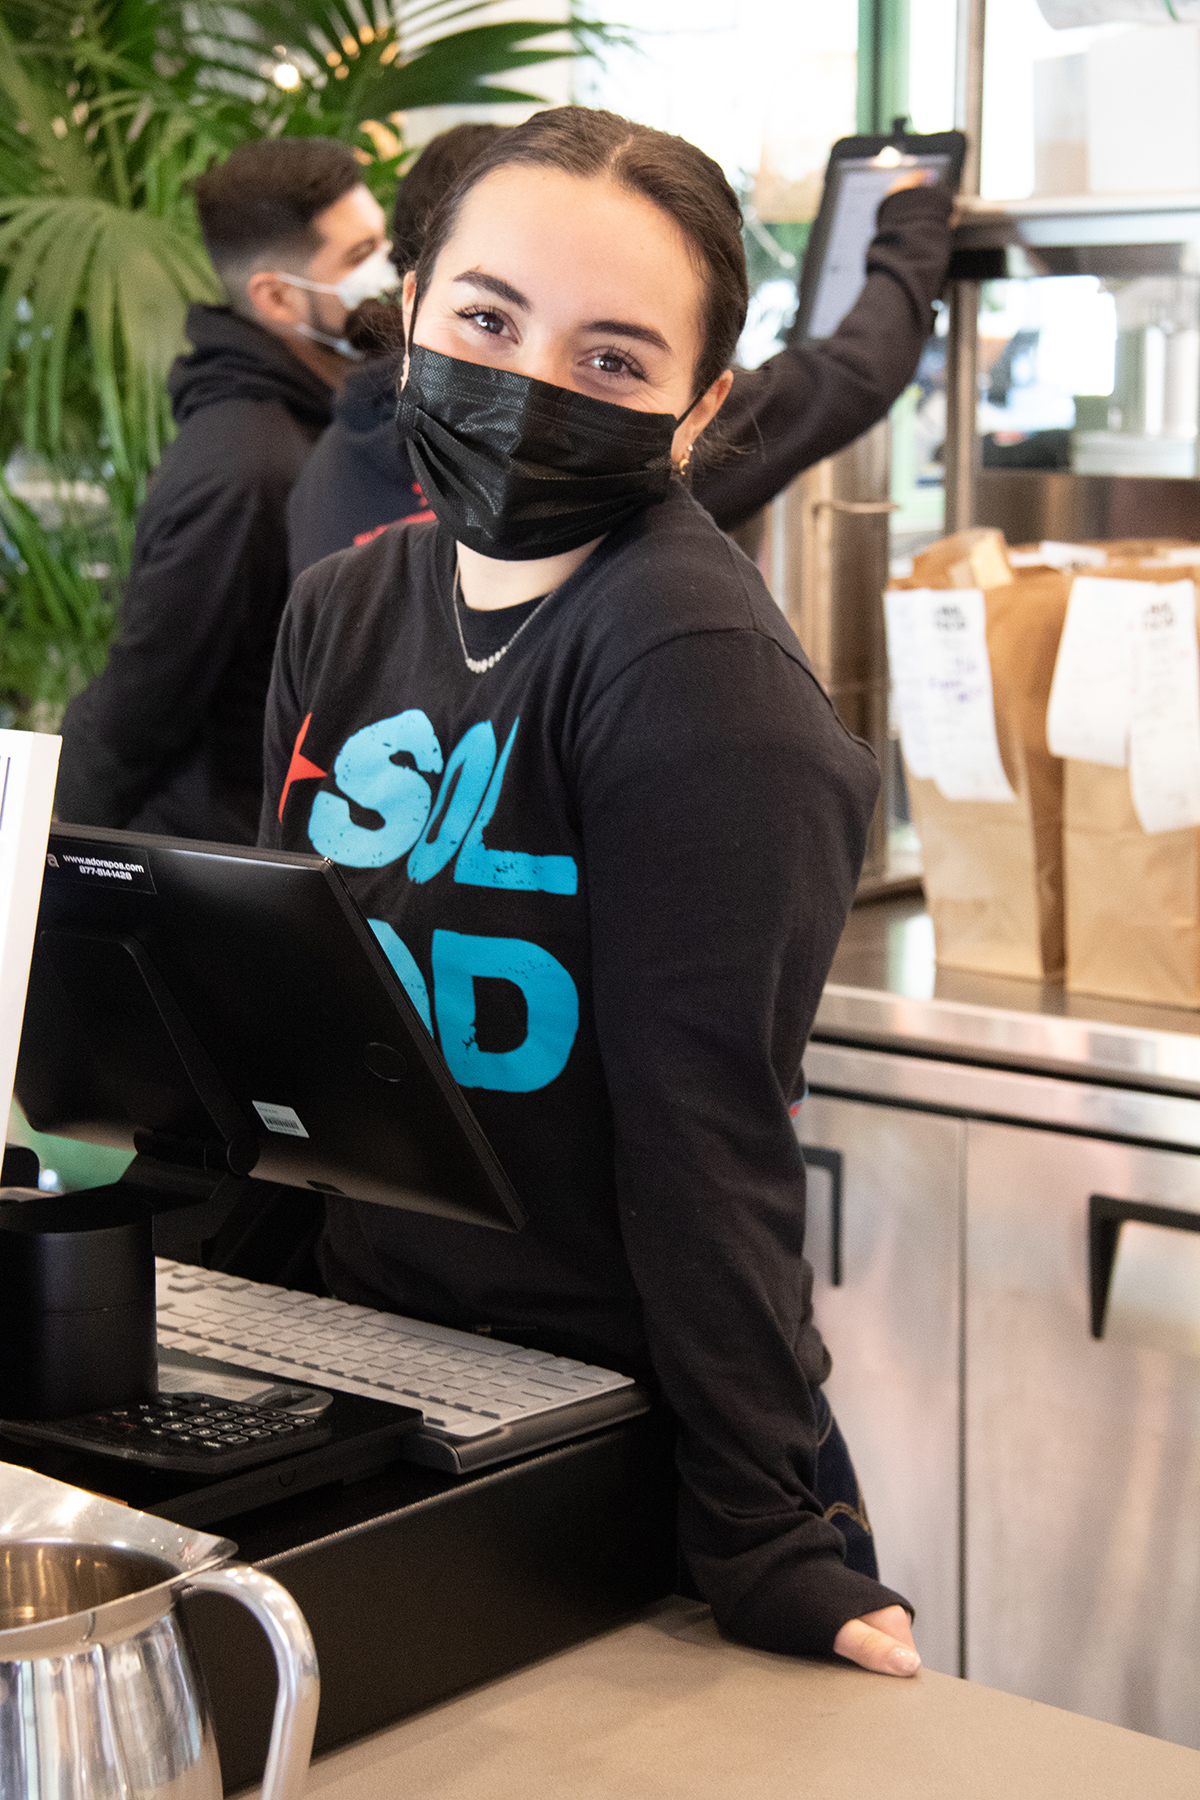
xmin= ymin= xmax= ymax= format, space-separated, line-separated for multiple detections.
xmin=259 ymin=482 xmax=904 ymax=1656
xmin=695 ymin=183 xmax=954 ymax=529
xmin=285 ymin=184 xmax=951 ymax=578
xmin=55 ymin=306 xmax=332 ymax=843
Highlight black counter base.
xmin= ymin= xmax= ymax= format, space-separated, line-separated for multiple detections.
xmin=178 ymin=1411 xmax=678 ymax=1793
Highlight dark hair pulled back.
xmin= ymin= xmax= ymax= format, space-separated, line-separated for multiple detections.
xmin=392 ymin=123 xmax=508 ymax=274
xmin=412 ymin=106 xmax=748 ymax=401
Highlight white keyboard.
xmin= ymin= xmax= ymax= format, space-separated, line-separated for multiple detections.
xmin=155 ymin=1259 xmax=646 ymax=1473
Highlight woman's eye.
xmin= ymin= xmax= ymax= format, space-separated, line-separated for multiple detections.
xmin=457 ymin=307 xmax=506 ymax=335
xmin=589 ymin=350 xmax=643 ymax=380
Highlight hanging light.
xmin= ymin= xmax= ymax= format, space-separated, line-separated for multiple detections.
xmin=273 ymin=61 xmax=301 ymax=89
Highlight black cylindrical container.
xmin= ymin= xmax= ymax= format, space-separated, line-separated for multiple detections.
xmin=0 ymin=1187 xmax=156 ymax=1419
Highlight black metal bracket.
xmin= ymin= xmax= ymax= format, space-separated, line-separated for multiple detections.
xmin=799 ymin=1145 xmax=844 ymax=1287
xmin=42 ymin=928 xmax=258 ymax=1177
xmin=946 ymin=244 xmax=1008 ymax=283
xmin=1 ymin=1144 xmax=39 ymax=1189
xmin=1088 ymin=1193 xmax=1200 ymax=1340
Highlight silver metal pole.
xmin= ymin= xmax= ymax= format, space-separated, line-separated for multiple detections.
xmin=945 ymin=281 xmax=981 ymax=534
xmin=945 ymin=0 xmax=986 ymax=533
xmin=954 ymin=0 xmax=986 ymax=197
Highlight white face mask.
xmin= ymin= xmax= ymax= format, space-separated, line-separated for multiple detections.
xmin=277 ymin=242 xmax=398 ymax=311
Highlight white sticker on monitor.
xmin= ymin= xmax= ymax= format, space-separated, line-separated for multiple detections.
xmin=252 ymin=1100 xmax=309 ymax=1139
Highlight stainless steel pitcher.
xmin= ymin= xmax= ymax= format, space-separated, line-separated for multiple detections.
xmin=0 ymin=1461 xmax=319 ymax=1799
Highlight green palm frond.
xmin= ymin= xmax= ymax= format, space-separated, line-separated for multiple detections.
xmin=0 ymin=0 xmax=616 ymax=488
xmin=0 ymin=11 xmax=96 ymax=196
xmin=194 ymin=1 xmax=621 ymax=138
xmin=0 ymin=0 xmax=619 ymax=720
xmin=0 ymin=473 xmax=121 ymax=726
xmin=0 ymin=195 xmax=220 ymax=479
xmin=353 ymin=21 xmax=579 ymax=114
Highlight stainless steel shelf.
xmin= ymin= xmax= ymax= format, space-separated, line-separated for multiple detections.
xmin=806 ymin=1040 xmax=1200 ymax=1147
xmin=954 ymin=192 xmax=1200 ymax=253
xmin=816 ymin=900 xmax=1200 ymax=1100
xmin=814 ymin=987 xmax=1200 ymax=1097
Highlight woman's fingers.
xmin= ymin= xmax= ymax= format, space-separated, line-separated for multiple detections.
xmin=832 ymin=1605 xmax=921 ymax=1678
xmin=887 ymin=168 xmax=936 ymax=195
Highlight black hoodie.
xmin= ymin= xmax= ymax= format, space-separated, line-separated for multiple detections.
xmin=286 ymin=355 xmax=430 ymax=578
xmin=285 ymin=185 xmax=952 ymax=577
xmin=698 ymin=184 xmax=954 ymax=531
xmin=57 ymin=305 xmax=332 ymax=844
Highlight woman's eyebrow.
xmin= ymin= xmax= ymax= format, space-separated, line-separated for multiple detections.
xmin=453 ymin=270 xmax=529 ymax=308
xmin=451 ymin=272 xmax=671 ymax=354
xmin=586 ymin=317 xmax=671 ymax=352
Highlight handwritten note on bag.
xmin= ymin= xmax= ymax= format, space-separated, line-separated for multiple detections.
xmin=1128 ymin=583 xmax=1200 ymax=835
xmin=884 ymin=588 xmax=1015 ymax=803
xmin=1046 ymin=576 xmax=1200 ymax=834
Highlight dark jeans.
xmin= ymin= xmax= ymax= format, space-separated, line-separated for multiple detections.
xmin=812 ymin=1387 xmax=879 ymax=1582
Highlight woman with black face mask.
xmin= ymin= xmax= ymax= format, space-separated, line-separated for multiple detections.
xmin=260 ymin=105 xmax=917 ymax=1680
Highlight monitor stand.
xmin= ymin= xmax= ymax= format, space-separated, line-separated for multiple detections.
xmin=28 ymin=923 xmax=322 ymax=1272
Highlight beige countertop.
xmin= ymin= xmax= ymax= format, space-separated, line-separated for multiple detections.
xmin=251 ymin=1598 xmax=1200 ymax=1800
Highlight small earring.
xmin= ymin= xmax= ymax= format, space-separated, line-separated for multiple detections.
xmin=676 ymin=443 xmax=693 ymax=475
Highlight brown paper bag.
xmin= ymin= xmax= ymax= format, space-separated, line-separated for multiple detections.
xmin=1064 ymin=762 xmax=1200 ymax=1006
xmin=893 ymin=569 xmax=1069 ymax=979
xmin=1010 ymin=538 xmax=1196 ymax=568
xmin=1062 ymin=565 xmax=1200 ymax=1006
xmin=911 ymin=527 xmax=1014 ymax=592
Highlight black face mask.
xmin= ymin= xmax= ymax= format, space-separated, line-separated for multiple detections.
xmin=397 ymin=344 xmax=679 ymax=561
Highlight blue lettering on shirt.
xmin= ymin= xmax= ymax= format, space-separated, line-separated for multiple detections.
xmin=431 ymin=930 xmax=579 ymax=1092
xmin=407 ymin=721 xmax=496 ymax=884
xmin=309 ymin=710 xmax=442 ymax=869
xmin=369 ymin=919 xmax=433 ymax=1035
xmin=311 ymin=711 xmax=581 ymax=1092
xmin=456 ymin=720 xmax=578 ymax=894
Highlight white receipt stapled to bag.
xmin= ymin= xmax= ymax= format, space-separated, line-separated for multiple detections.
xmin=1046 ymin=576 xmax=1200 ymax=834
xmin=1047 ymin=576 xmax=1139 ymax=768
xmin=884 ymin=587 xmax=1015 ymax=804
xmin=1008 ymin=541 xmax=1107 ymax=572
xmin=883 ymin=588 xmax=935 ymax=780
xmin=1129 ymin=583 xmax=1200 ymax=835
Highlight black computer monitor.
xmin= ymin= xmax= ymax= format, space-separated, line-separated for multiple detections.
xmin=793 ymin=127 xmax=966 ymax=342
xmin=14 ymin=824 xmax=525 ymax=1232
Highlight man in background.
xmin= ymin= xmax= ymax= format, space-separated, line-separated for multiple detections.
xmin=56 ymin=136 xmax=393 ymax=843
xmin=286 ymin=123 xmax=502 ymax=578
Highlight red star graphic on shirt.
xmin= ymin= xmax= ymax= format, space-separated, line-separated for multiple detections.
xmin=278 ymin=712 xmax=327 ymax=822
xmin=352 ymin=502 xmax=436 ymax=548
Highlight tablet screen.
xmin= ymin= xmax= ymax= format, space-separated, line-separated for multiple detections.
xmin=806 ymin=154 xmax=950 ymax=339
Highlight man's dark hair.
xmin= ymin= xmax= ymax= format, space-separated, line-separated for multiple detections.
xmin=390 ymin=124 xmax=508 ymax=273
xmin=195 ymin=137 xmax=363 ymax=301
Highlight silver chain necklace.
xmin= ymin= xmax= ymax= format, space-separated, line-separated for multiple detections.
xmin=452 ymin=569 xmax=555 ymax=675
